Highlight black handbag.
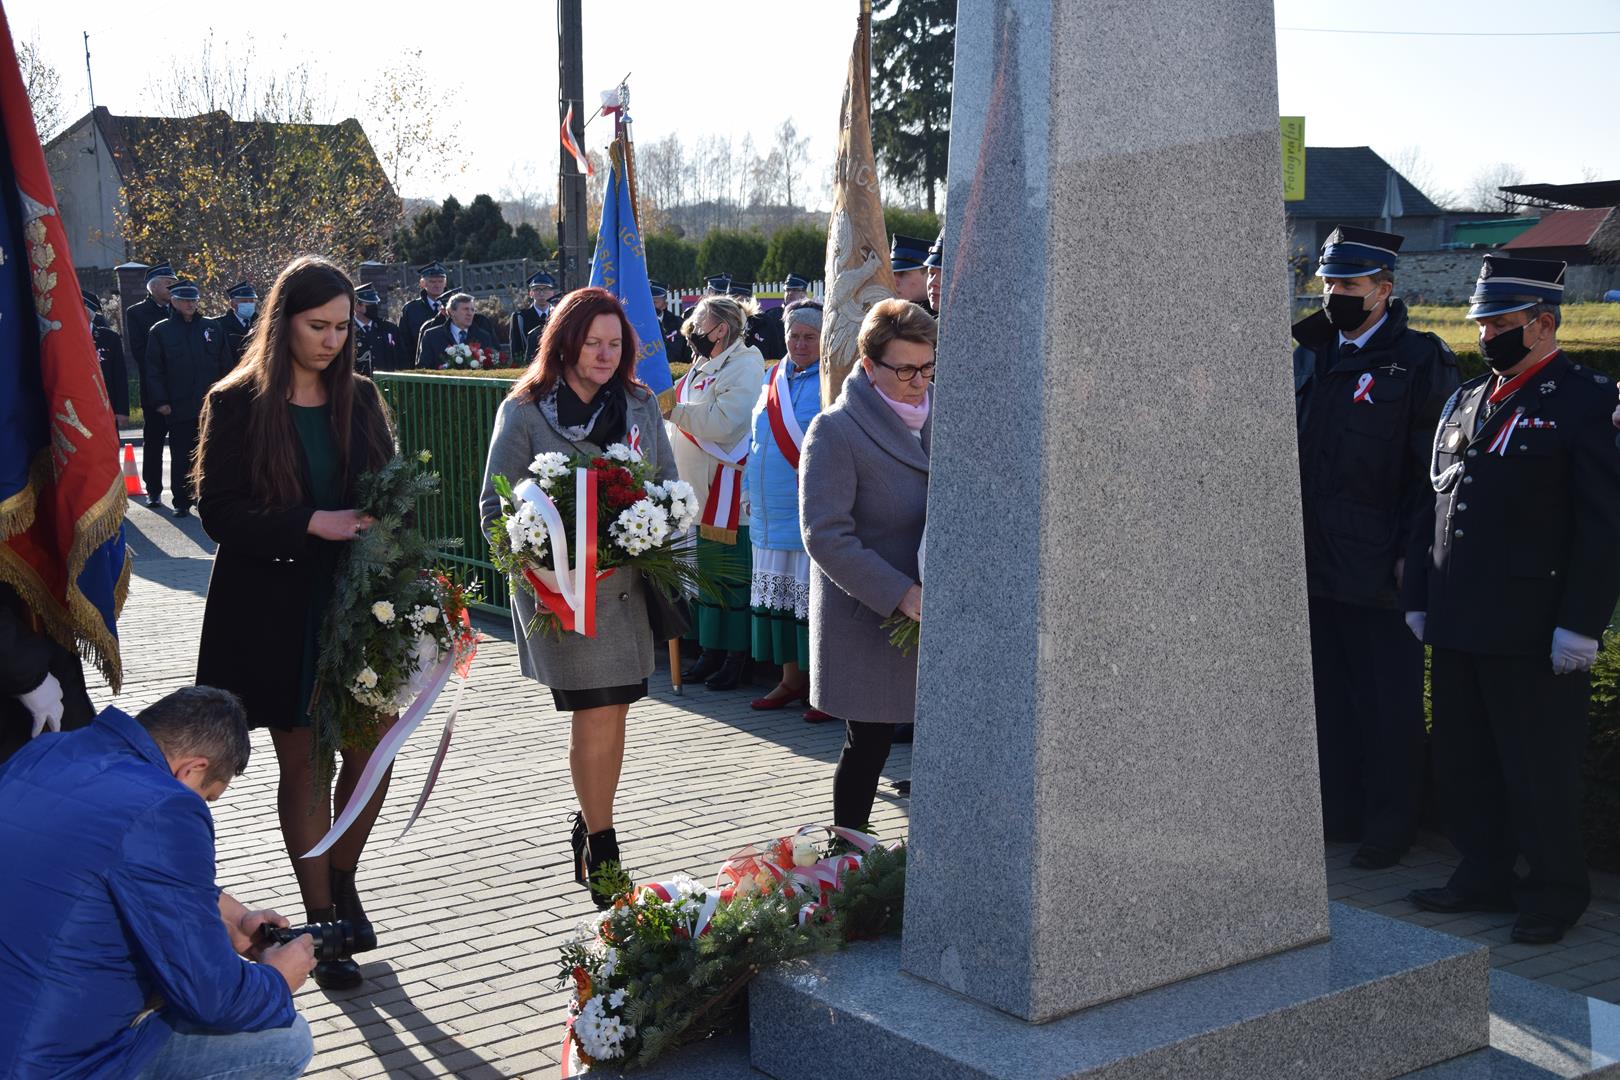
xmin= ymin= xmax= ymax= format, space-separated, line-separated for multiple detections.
xmin=643 ymin=579 xmax=692 ymax=640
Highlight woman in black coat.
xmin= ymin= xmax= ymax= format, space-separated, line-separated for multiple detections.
xmin=193 ymin=256 xmax=396 ymax=991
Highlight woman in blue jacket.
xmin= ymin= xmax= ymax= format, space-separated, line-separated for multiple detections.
xmin=744 ymin=301 xmax=826 ymax=714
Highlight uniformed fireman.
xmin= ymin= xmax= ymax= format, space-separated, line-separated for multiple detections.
xmin=753 ymin=273 xmax=805 ymax=363
xmin=1292 ymin=225 xmax=1459 ymax=870
xmin=1404 ymin=254 xmax=1620 ymax=944
xmin=83 ymin=289 xmax=129 ymax=424
xmin=925 ymin=232 xmax=943 ymax=315
xmin=124 ymin=262 xmax=176 ymax=507
xmin=728 ymin=279 xmax=772 ymax=356
xmin=651 ymin=281 xmax=690 ymax=366
xmin=399 ymin=261 xmax=451 ymax=368
xmin=144 ymin=279 xmax=229 ymax=518
xmin=890 ymin=233 xmax=931 ymax=309
xmin=206 ymin=281 xmax=257 ymax=372
xmin=510 ymin=270 xmax=556 ymax=364
xmin=352 ymin=284 xmax=404 ymax=375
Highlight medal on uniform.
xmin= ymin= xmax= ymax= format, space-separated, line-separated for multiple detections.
xmin=1486 ymin=407 xmax=1526 ymax=457
xmin=1352 ymin=372 xmax=1375 ymax=405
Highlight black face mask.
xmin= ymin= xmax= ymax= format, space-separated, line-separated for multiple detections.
xmin=1323 ymin=290 xmax=1373 ymax=331
xmin=689 ymin=330 xmax=717 ymax=359
xmin=1481 ymin=324 xmax=1532 ymax=373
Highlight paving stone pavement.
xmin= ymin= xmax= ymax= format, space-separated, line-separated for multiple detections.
xmin=84 ymin=441 xmax=1620 ymax=1078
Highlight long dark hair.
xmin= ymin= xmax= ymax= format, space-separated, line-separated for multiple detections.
xmin=509 ymin=287 xmax=643 ymax=403
xmin=194 ymin=255 xmax=394 ymax=509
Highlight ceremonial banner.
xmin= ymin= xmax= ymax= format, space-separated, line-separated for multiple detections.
xmin=589 ymin=143 xmax=674 ymax=394
xmin=0 ymin=7 xmax=130 ymax=689
xmin=1281 ymin=116 xmax=1305 ymax=202
xmin=821 ymin=0 xmax=896 ymax=407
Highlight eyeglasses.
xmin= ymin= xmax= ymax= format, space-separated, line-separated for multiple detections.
xmin=872 ymin=358 xmax=936 ymax=383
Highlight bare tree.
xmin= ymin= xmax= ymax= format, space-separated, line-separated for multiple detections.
xmin=771 ymin=119 xmax=811 ymax=210
xmin=498 ymin=161 xmax=553 ymax=230
xmin=365 ymin=48 xmax=461 ymax=193
xmin=1390 ymin=145 xmax=1458 ymax=210
xmin=1466 ymin=162 xmax=1527 ymax=214
xmin=156 ymin=32 xmax=331 ymax=123
xmin=18 ymin=40 xmax=64 ymax=141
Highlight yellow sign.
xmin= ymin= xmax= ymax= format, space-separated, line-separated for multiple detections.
xmin=1281 ymin=116 xmax=1305 ymax=202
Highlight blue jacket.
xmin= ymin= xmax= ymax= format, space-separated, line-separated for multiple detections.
xmin=745 ymin=360 xmax=823 ymax=550
xmin=0 ymin=708 xmax=295 ymax=1079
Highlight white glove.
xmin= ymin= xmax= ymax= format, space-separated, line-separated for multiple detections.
xmin=1551 ymin=627 xmax=1600 ymax=675
xmin=16 ymin=673 xmax=64 ymax=738
xmin=1404 ymin=611 xmax=1425 ymax=643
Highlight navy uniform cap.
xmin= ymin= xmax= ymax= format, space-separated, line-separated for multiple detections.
xmin=1468 ymin=253 xmax=1566 ymax=319
xmin=225 ymin=281 xmax=258 ymax=300
xmin=418 ymin=261 xmax=449 ymax=278
xmin=169 ymin=279 xmax=202 ymax=301
xmin=1316 ymin=225 xmax=1403 ymax=279
xmin=526 ymin=270 xmax=556 ymax=288
xmin=925 ymin=232 xmax=943 ymax=269
xmin=727 ymin=280 xmax=754 ymax=298
xmin=355 ymin=284 xmax=382 ymax=305
xmin=891 ymin=234 xmax=931 ymax=272
xmin=82 ymin=288 xmax=102 ymax=312
xmin=782 ymin=274 xmax=810 ymax=291
xmin=649 ymin=281 xmax=669 ymax=298
xmin=144 ymin=263 xmax=176 ymax=283
xmin=705 ymin=273 xmax=731 ymax=292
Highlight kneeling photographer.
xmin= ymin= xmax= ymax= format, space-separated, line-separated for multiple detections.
xmin=0 ymin=686 xmax=318 ymax=1078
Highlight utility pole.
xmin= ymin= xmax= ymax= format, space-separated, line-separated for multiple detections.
xmin=557 ymin=0 xmax=587 ymax=292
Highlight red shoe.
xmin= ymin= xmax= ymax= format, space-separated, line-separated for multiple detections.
xmin=802 ymin=708 xmax=836 ymax=723
xmin=751 ymin=685 xmax=809 ymax=711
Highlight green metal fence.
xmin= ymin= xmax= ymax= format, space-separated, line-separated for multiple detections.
xmin=374 ymin=372 xmax=516 ymax=616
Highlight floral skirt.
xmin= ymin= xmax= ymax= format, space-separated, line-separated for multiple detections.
xmin=749 ymin=547 xmax=811 ymax=668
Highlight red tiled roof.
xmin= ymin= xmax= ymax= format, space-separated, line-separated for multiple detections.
xmin=1502 ymin=207 xmax=1614 ymax=250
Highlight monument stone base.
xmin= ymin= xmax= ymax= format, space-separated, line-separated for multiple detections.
xmin=745 ymin=905 xmax=1485 ymax=1080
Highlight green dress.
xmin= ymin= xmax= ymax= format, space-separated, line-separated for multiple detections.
xmin=291 ymin=403 xmax=345 ymax=725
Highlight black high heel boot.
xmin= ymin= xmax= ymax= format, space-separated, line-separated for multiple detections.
xmin=681 ymin=649 xmax=725 ymax=682
xmin=570 ymin=812 xmax=589 ymax=887
xmin=584 ymin=828 xmax=621 ymax=909
xmin=330 ymin=868 xmax=376 ymax=953
xmin=705 ymin=652 xmax=747 ymax=691
xmin=306 ymin=905 xmax=363 ymax=991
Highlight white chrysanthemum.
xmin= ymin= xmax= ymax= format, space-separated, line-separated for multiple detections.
xmin=371 ymin=601 xmax=396 ymax=624
xmin=608 ymin=988 xmax=626 ymax=1009
xmin=642 ymin=480 xmax=666 ymax=500
xmin=598 ymin=948 xmax=617 ymax=982
xmin=529 ymin=452 xmax=571 ymax=488
xmin=667 ymin=479 xmax=694 ymax=501
xmin=415 ymin=605 xmax=440 ymax=624
xmin=605 ymin=443 xmax=640 ymax=462
xmin=356 ymin=667 xmax=379 ymax=689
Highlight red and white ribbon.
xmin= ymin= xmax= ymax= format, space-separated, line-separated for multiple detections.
xmin=559 ymin=104 xmax=594 ymax=177
xmin=1486 ymin=407 xmax=1525 ymax=457
xmin=764 ymin=360 xmax=807 ymax=470
xmin=515 ymin=469 xmax=605 ymax=637
xmin=1352 ymin=372 xmax=1375 ymax=405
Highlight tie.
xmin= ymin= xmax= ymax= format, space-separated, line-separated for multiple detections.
xmin=453 ymin=328 xmax=463 ymax=344
xmin=1340 ymin=343 xmax=1360 ymax=358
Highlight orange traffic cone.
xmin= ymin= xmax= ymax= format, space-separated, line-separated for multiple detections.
xmin=121 ymin=444 xmax=144 ymax=497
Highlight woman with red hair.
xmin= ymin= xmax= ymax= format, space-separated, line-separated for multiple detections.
xmin=479 ymin=287 xmax=676 ymax=906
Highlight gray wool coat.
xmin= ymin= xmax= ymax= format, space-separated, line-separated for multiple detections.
xmin=479 ymin=385 xmax=677 ymax=692
xmin=799 ymin=365 xmax=931 ymax=725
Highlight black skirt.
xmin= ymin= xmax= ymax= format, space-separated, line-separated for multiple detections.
xmin=552 ymin=680 xmax=647 ymax=712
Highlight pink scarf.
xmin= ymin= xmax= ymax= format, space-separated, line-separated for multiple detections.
xmin=873 ymin=382 xmax=930 ymax=432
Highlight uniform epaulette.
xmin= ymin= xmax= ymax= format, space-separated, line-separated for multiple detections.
xmin=1565 ymin=360 xmax=1613 ymax=386
xmin=1460 ymin=371 xmax=1492 ymax=392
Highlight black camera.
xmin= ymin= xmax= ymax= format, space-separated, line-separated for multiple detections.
xmin=257 ymin=919 xmax=376 ymax=962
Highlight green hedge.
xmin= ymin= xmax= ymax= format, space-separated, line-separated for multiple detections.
xmin=1452 ymin=347 xmax=1620 ymax=382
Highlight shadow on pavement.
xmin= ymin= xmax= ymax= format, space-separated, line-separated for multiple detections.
xmin=320 ymin=965 xmax=508 ymax=1080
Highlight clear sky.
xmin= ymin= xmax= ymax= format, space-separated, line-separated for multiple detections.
xmin=10 ymin=0 xmax=1620 ymax=211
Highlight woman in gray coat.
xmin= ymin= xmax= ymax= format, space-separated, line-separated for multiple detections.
xmin=800 ymin=299 xmax=937 ymax=829
xmin=479 ymin=287 xmax=676 ymax=906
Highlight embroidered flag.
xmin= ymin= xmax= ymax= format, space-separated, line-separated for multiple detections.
xmin=0 ymin=7 xmax=130 ymax=689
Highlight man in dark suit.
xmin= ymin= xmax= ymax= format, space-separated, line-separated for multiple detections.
xmin=728 ymin=279 xmax=775 ymax=357
xmin=651 ymin=281 xmax=690 ymax=366
xmin=84 ymin=289 xmax=129 ymax=424
xmin=145 ymin=280 xmax=230 ymax=517
xmin=123 ymin=262 xmax=177 ymax=507
xmin=1291 ymin=226 xmax=1458 ymax=870
xmin=206 ymin=281 xmax=257 ymax=371
xmin=509 ymin=271 xmax=556 ymax=364
xmin=419 ymin=293 xmax=499 ymax=369
xmin=1405 ymin=254 xmax=1620 ymax=945
xmin=352 ymin=284 xmax=404 ymax=375
xmin=399 ymin=261 xmax=451 ymax=369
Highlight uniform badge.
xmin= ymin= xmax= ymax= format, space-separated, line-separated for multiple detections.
xmin=1352 ymin=372 xmax=1375 ymax=405
xmin=1539 ymin=381 xmax=1555 ymax=394
xmin=203 ymin=328 xmax=213 ymax=341
xmin=1446 ymin=430 xmax=1462 ymax=450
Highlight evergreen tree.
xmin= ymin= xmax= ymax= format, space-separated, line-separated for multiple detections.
xmin=760 ymin=225 xmax=827 ymax=283
xmin=871 ymin=0 xmax=956 ymax=214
